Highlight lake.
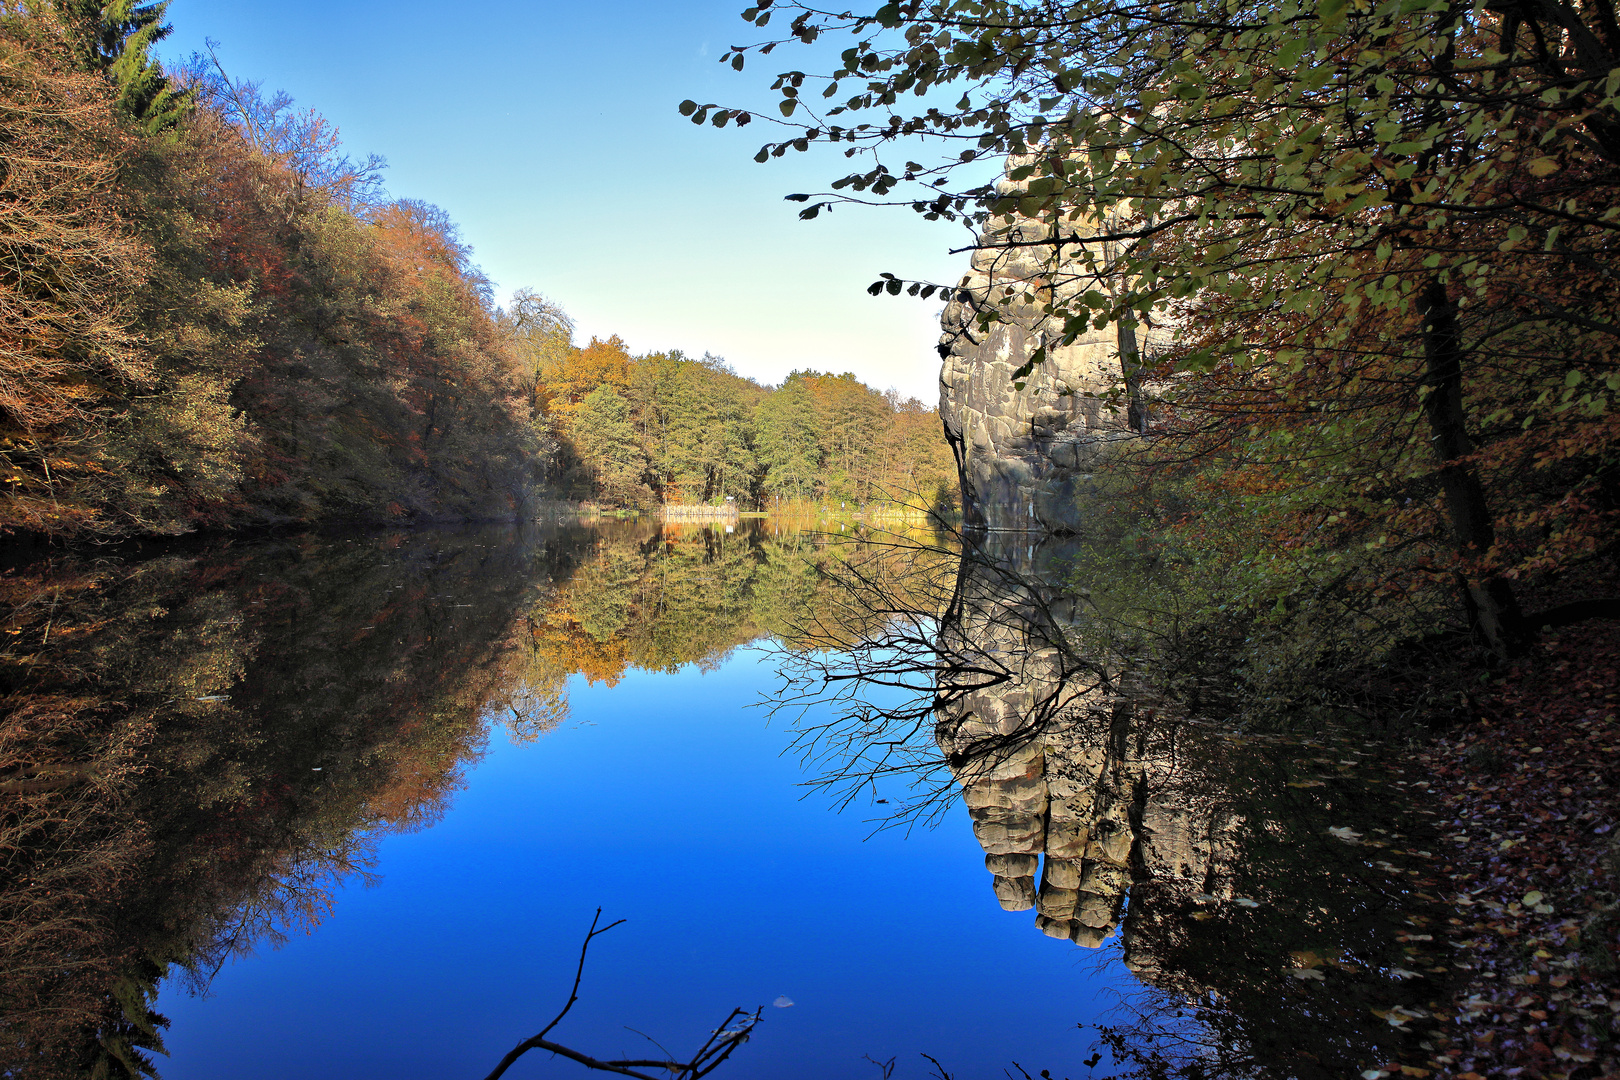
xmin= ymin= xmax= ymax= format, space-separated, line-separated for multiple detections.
xmin=0 ymin=520 xmax=1452 ymax=1079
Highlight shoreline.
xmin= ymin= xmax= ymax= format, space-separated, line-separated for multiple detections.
xmin=1403 ymin=621 xmax=1620 ymax=1078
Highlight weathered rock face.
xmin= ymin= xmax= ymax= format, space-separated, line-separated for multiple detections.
xmin=937 ymin=176 xmax=1170 ymax=533
xmin=934 ymin=536 xmax=1243 ymax=960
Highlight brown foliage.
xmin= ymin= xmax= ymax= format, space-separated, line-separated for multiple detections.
xmin=0 ymin=17 xmax=152 ymax=532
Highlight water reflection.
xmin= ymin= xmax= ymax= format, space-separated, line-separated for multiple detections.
xmin=2 ymin=519 xmax=1458 ymax=1079
xmin=781 ymin=531 xmax=1459 ymax=1079
xmin=1 ymin=525 xmax=575 ymax=1076
xmin=0 ymin=519 xmax=916 ymax=1078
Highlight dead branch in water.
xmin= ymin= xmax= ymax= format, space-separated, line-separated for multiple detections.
xmin=483 ymin=909 xmax=761 ymax=1080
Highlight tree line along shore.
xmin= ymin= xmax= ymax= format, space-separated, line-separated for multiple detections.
xmin=0 ymin=3 xmax=955 ymax=543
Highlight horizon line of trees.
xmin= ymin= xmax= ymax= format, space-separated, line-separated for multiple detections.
xmin=498 ymin=305 xmax=958 ymax=513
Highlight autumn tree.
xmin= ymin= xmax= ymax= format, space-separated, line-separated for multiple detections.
xmin=525 ymin=334 xmax=956 ymax=513
xmin=182 ymin=45 xmax=386 ymax=207
xmin=499 ymin=288 xmax=575 ymax=411
xmin=0 ymin=8 xmax=560 ymax=538
xmin=695 ymin=0 xmax=1620 ymax=655
xmin=0 ymin=12 xmax=152 ymax=533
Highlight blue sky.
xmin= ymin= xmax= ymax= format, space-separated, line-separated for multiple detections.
xmin=159 ymin=0 xmax=970 ymax=401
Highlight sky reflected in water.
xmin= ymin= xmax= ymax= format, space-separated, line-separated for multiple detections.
xmin=158 ymin=653 xmax=1118 ymax=1080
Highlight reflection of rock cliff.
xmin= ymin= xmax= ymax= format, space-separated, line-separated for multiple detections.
xmin=937 ymin=175 xmax=1171 ymax=533
xmin=931 ymin=538 xmax=1452 ymax=1074
xmin=934 ymin=537 xmax=1241 ymax=962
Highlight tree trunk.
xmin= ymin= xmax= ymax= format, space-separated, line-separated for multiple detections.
xmin=1116 ymin=318 xmax=1148 ymax=434
xmin=1418 ymin=278 xmax=1526 ymax=657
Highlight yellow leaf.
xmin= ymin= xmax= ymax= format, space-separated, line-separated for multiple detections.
xmin=1526 ymin=157 xmax=1560 ymax=176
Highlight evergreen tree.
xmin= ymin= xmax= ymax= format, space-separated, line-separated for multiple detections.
xmin=573 ymin=386 xmax=650 ymax=508
xmin=51 ymin=0 xmax=185 ymax=132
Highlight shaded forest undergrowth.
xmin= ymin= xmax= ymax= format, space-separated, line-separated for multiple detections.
xmin=1032 ymin=460 xmax=1620 ymax=1078
xmin=1405 ymin=623 xmax=1620 ymax=1079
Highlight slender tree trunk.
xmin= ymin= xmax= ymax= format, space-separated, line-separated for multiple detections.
xmin=1103 ymin=207 xmax=1151 ymax=434
xmin=1116 ymin=318 xmax=1148 ymax=434
xmin=1417 ymin=278 xmax=1525 ymax=657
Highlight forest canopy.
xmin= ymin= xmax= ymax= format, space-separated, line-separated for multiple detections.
xmin=0 ymin=3 xmax=551 ymax=534
xmin=509 ymin=322 xmax=958 ymax=513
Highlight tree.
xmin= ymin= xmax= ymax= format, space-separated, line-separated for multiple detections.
xmin=660 ymin=356 xmax=760 ymax=503
xmin=755 ymin=374 xmax=824 ymax=499
xmin=573 ymin=385 xmax=651 ymax=507
xmin=799 ymin=372 xmax=888 ymax=503
xmin=0 ymin=14 xmax=152 ymax=532
xmin=183 ymin=45 xmax=386 ymax=207
xmin=694 ymin=0 xmax=1620 ymax=656
xmin=49 ymin=0 xmax=184 ymax=131
xmin=499 ymin=288 xmax=575 ymax=412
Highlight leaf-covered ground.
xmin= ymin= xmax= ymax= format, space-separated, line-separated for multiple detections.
xmin=1402 ymin=621 xmax=1620 ymax=1078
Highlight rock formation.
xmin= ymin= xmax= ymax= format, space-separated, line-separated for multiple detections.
xmin=937 ymin=171 xmax=1171 ymax=533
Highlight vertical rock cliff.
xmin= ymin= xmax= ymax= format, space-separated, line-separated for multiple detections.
xmin=937 ymin=175 xmax=1169 ymax=533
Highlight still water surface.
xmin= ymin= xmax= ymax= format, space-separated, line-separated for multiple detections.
xmin=0 ymin=520 xmax=1450 ymax=1079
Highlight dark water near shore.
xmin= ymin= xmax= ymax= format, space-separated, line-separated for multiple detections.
xmin=0 ymin=520 xmax=1454 ymax=1079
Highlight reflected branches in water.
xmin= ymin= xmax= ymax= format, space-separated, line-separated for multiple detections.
xmin=765 ymin=528 xmax=1462 ymax=1079
xmin=765 ymin=528 xmax=1120 ymax=829
xmin=484 ymin=909 xmax=763 ymax=1080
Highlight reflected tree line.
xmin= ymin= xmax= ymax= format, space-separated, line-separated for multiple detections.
xmin=3 ymin=518 xmax=1468 ymax=1080
xmin=0 ymin=520 xmax=942 ymax=1079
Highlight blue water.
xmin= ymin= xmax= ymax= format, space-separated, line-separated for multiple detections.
xmin=157 ymin=649 xmax=1125 ymax=1079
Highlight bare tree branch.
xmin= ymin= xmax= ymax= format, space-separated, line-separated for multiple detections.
xmin=483 ymin=910 xmax=762 ymax=1080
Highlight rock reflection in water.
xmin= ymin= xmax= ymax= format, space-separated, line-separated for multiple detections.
xmin=783 ymin=529 xmax=1456 ymax=1078
xmin=938 ymin=536 xmax=1240 ymax=953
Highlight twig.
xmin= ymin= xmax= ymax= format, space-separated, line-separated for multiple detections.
xmin=482 ymin=911 xmax=761 ymax=1080
xmin=484 ymin=908 xmax=624 ymax=1080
